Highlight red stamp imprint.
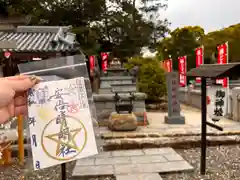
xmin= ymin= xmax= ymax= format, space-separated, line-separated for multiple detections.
xmin=67 ymin=103 xmax=79 ymax=113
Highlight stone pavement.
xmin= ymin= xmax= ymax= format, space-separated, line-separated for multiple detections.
xmin=72 ymin=147 xmax=193 ymax=179
xmin=97 ymin=105 xmax=240 ymax=138
xmin=116 ymin=173 xmax=162 ymax=180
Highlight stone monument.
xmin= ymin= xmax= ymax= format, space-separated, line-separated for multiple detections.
xmin=164 ymin=72 xmax=185 ymax=124
xmin=93 ymin=59 xmax=147 ymax=127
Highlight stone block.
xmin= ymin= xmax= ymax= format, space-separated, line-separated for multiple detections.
xmin=111 ymin=84 xmax=137 ymax=93
xmin=99 ymin=88 xmax=111 ymax=94
xmin=92 ymin=151 xmax=112 ymax=158
xmin=114 ymin=164 xmax=142 ymax=174
xmin=133 ymin=107 xmax=145 ymax=112
xmin=116 ymin=173 xmax=163 ymax=180
xmin=95 ymin=157 xmax=131 ymax=165
xmin=97 ymin=110 xmax=112 ymax=120
xmin=143 ymin=148 xmax=175 ymax=155
xmin=108 ymin=112 xmax=137 ymax=131
xmin=163 ymin=153 xmax=184 ymax=161
xmin=112 ymin=149 xmax=144 ymax=157
xmin=76 ymin=158 xmax=95 ymax=166
xmin=100 ymin=76 xmax=133 ymax=81
xmin=130 ymin=155 xmax=167 ymax=164
xmin=95 ymin=102 xmax=105 ymax=109
xmin=72 ymin=165 xmax=114 ymax=176
xmin=105 ymin=102 xmax=114 ymax=109
xmin=133 ymin=101 xmax=145 ymax=108
xmin=93 ymin=92 xmax=147 ymax=102
xmin=164 ymin=115 xmax=185 ymax=124
xmin=133 ymin=161 xmax=193 ymax=173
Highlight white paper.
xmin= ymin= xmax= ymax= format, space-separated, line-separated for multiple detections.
xmin=28 ymin=77 xmax=98 ymax=170
xmin=207 ymin=87 xmax=227 ymax=120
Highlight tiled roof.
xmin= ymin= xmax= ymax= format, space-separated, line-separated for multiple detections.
xmin=0 ymin=26 xmax=79 ymax=52
xmin=186 ymin=63 xmax=240 ymax=78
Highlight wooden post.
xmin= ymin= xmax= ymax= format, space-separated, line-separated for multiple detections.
xmin=18 ymin=115 xmax=24 ymax=164
xmin=4 ymin=142 xmax=12 ymax=165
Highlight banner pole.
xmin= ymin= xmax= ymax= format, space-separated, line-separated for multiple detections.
xmin=226 ymin=41 xmax=230 ymax=116
xmin=18 ymin=115 xmax=24 ymax=164
xmin=202 ymin=45 xmax=204 ymax=65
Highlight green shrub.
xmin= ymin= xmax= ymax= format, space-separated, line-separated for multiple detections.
xmin=125 ymin=56 xmax=167 ymax=101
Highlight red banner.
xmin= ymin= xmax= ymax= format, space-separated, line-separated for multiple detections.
xmin=89 ymin=55 xmax=95 ymax=77
xmin=178 ymin=56 xmax=187 ymax=87
xmin=101 ymin=52 xmax=108 ymax=72
xmin=216 ymin=43 xmax=228 ymax=88
xmin=164 ymin=59 xmax=172 ymax=72
xmin=89 ymin=56 xmax=95 ymax=70
xmin=195 ymin=46 xmax=204 ymax=83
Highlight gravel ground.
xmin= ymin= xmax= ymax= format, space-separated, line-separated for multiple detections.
xmin=2 ymin=145 xmax=240 ymax=180
xmin=162 ymin=145 xmax=240 ymax=180
xmin=0 ymin=159 xmax=115 ymax=180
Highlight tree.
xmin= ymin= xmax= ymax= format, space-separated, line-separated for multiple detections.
xmin=125 ymin=56 xmax=166 ymax=101
xmin=1 ymin=0 xmax=169 ymax=59
xmin=91 ymin=0 xmax=169 ymax=60
xmin=203 ymin=24 xmax=240 ymax=62
xmin=157 ymin=26 xmax=205 ymax=71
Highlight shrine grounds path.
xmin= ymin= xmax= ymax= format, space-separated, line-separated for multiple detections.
xmin=2 ymin=145 xmax=240 ymax=180
xmin=1 ymin=105 xmax=240 ymax=179
xmin=100 ymin=104 xmax=240 ymax=138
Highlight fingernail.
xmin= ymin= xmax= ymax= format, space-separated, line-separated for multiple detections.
xmin=29 ymin=75 xmax=42 ymax=82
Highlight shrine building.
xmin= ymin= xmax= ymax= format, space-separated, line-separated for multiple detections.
xmin=0 ymin=17 xmax=81 ymax=76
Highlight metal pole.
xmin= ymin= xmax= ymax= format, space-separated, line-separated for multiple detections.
xmin=61 ymin=163 xmax=67 ymax=180
xmin=200 ymin=77 xmax=207 ymax=175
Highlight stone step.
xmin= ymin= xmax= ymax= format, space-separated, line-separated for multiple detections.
xmin=111 ymin=84 xmax=137 ymax=93
xmin=99 ymin=88 xmax=112 ymax=94
xmin=102 ymin=135 xmax=240 ymax=151
xmin=100 ymin=76 xmax=133 ymax=88
xmin=107 ymin=68 xmax=128 ymax=76
xmin=100 ymin=76 xmax=133 ymax=81
xmin=116 ymin=173 xmax=163 ymax=180
xmin=72 ymin=148 xmax=193 ymax=177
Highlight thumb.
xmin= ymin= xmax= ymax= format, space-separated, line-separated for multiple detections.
xmin=8 ymin=75 xmax=41 ymax=92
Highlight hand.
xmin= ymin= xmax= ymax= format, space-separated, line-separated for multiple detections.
xmin=0 ymin=75 xmax=40 ymax=124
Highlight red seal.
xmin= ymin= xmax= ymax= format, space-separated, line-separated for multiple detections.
xmin=67 ymin=103 xmax=79 ymax=113
xmin=206 ymin=96 xmax=211 ymax=105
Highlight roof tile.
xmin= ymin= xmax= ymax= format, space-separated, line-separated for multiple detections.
xmin=0 ymin=26 xmax=78 ymax=52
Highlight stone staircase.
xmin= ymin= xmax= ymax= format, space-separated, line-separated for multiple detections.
xmin=72 ymin=147 xmax=194 ymax=179
xmin=99 ymin=75 xmax=134 ymax=94
xmin=93 ymin=66 xmax=147 ymax=125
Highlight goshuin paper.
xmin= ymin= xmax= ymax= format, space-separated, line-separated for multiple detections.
xmin=28 ymin=77 xmax=98 ymax=170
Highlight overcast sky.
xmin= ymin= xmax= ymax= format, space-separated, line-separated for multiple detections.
xmin=160 ymin=0 xmax=240 ymax=33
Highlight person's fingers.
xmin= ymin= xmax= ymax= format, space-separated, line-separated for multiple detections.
xmin=14 ymin=105 xmax=27 ymax=116
xmin=14 ymin=96 xmax=27 ymax=106
xmin=7 ymin=75 xmax=41 ymax=92
xmin=7 ymin=101 xmax=14 ymax=118
xmin=0 ymin=108 xmax=10 ymax=124
xmin=5 ymin=75 xmax=29 ymax=81
xmin=0 ymin=87 xmax=15 ymax=108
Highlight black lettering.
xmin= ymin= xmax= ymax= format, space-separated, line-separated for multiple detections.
xmin=215 ymin=98 xmax=224 ymax=107
xmin=215 ymin=90 xmax=225 ymax=98
xmin=29 ymin=117 xmax=36 ymax=126
xmin=37 ymin=86 xmax=49 ymax=104
xmin=32 ymin=134 xmax=37 ymax=147
xmin=28 ymin=98 xmax=36 ymax=106
xmin=59 ymin=145 xmax=76 ymax=157
xmin=213 ymin=107 xmax=223 ymax=116
xmin=35 ymin=161 xmax=40 ymax=169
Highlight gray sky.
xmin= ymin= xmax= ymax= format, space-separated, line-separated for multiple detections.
xmin=160 ymin=0 xmax=240 ymax=33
